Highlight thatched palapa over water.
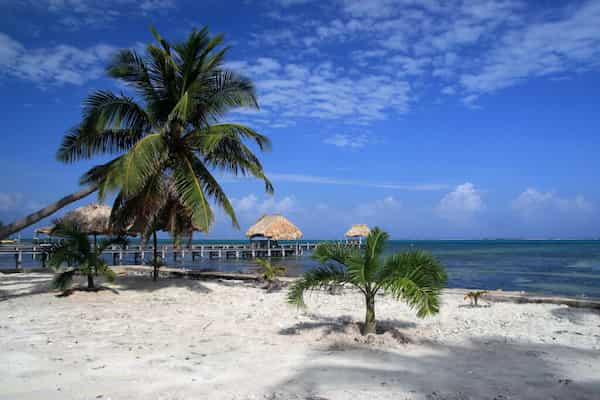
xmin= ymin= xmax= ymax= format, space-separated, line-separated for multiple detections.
xmin=246 ymin=214 xmax=303 ymax=240
xmin=345 ymin=224 xmax=370 ymax=238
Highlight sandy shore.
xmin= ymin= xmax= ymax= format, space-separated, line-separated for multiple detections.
xmin=1 ymin=272 xmax=599 ymax=400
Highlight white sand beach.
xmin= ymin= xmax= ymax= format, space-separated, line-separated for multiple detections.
xmin=1 ymin=272 xmax=599 ymax=400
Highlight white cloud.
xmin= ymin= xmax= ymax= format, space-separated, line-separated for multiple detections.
xmin=460 ymin=1 xmax=600 ymax=95
xmin=267 ymin=172 xmax=449 ymax=191
xmin=251 ymin=0 xmax=600 ymax=108
xmin=0 ymin=192 xmax=23 ymax=211
xmin=437 ymin=182 xmax=484 ymax=220
xmin=232 ymin=194 xmax=296 ymax=215
xmin=356 ymin=195 xmax=400 ymax=217
xmin=512 ymin=188 xmax=593 ymax=215
xmin=228 ymin=58 xmax=411 ymax=124
xmin=323 ymin=133 xmax=370 ymax=149
xmin=22 ymin=0 xmax=176 ymax=28
xmin=0 ymin=33 xmax=116 ymax=85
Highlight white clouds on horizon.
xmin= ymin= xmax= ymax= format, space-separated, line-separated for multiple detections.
xmin=512 ymin=188 xmax=593 ymax=215
xmin=437 ymin=182 xmax=485 ymax=220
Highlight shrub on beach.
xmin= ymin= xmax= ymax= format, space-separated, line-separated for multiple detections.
xmin=47 ymin=221 xmax=127 ymax=293
xmin=256 ymin=258 xmax=286 ymax=291
xmin=288 ymin=227 xmax=447 ymax=335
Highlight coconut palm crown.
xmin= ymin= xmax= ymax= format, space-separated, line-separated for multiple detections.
xmin=57 ymin=25 xmax=273 ymax=234
xmin=288 ymin=227 xmax=447 ymax=334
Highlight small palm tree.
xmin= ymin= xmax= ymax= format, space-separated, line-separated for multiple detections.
xmin=256 ymin=258 xmax=286 ymax=290
xmin=288 ymin=227 xmax=447 ymax=335
xmin=48 ymin=222 xmax=127 ymax=293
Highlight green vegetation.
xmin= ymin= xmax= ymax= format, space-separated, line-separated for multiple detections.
xmin=288 ymin=227 xmax=447 ymax=335
xmin=0 ymin=24 xmax=271 ymax=242
xmin=47 ymin=222 xmax=127 ymax=293
xmin=256 ymin=258 xmax=287 ymax=290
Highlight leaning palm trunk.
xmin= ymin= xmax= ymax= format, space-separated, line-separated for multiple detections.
xmin=0 ymin=185 xmax=97 ymax=240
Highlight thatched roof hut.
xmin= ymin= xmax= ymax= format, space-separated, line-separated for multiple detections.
xmin=58 ymin=203 xmax=113 ymax=234
xmin=246 ymin=214 xmax=303 ymax=240
xmin=35 ymin=226 xmax=54 ymax=235
xmin=345 ymin=224 xmax=370 ymax=238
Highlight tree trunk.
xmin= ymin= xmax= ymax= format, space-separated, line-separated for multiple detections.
xmin=364 ymin=293 xmax=376 ymax=335
xmin=152 ymin=231 xmax=158 ymax=282
xmin=87 ymin=273 xmax=95 ymax=290
xmin=0 ymin=185 xmax=98 ymax=240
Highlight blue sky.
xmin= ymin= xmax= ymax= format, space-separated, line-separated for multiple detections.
xmin=1 ymin=0 xmax=600 ymax=239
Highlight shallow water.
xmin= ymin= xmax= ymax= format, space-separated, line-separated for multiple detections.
xmin=3 ymin=239 xmax=600 ymax=298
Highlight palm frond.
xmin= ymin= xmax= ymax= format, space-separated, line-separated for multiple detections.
xmin=82 ymin=91 xmax=150 ymax=132
xmin=107 ymin=49 xmax=160 ymax=105
xmin=193 ymin=71 xmax=258 ymax=123
xmin=287 ymin=264 xmax=348 ymax=307
xmin=52 ymin=269 xmax=76 ymax=292
xmin=114 ymin=133 xmax=166 ymax=197
xmin=191 ymin=124 xmax=273 ymax=193
xmin=379 ymin=251 xmax=447 ymax=318
xmin=57 ymin=127 xmax=144 ymax=163
xmin=191 ymin=158 xmax=239 ymax=228
xmin=173 ymin=154 xmax=214 ymax=232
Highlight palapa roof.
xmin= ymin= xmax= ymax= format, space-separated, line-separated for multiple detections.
xmin=35 ymin=226 xmax=54 ymax=235
xmin=345 ymin=224 xmax=370 ymax=238
xmin=58 ymin=203 xmax=113 ymax=234
xmin=246 ymin=214 xmax=303 ymax=240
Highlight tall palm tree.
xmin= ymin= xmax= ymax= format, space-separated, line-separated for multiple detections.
xmin=0 ymin=25 xmax=272 ymax=240
xmin=48 ymin=221 xmax=127 ymax=292
xmin=288 ymin=227 xmax=447 ymax=335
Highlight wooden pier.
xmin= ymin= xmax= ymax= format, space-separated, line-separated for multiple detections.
xmin=0 ymin=241 xmax=323 ymax=270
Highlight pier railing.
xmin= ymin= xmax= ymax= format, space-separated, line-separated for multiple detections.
xmin=0 ymin=241 xmax=326 ymax=270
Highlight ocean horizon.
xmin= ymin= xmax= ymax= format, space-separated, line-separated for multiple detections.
xmin=3 ymin=239 xmax=600 ymax=298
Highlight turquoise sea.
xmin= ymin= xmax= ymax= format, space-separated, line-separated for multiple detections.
xmin=3 ymin=239 xmax=600 ymax=298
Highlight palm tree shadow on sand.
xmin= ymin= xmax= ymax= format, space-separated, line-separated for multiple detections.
xmin=264 ymin=336 xmax=600 ymax=400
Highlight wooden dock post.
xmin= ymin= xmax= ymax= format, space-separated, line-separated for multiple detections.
xmin=15 ymin=251 xmax=22 ymax=270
